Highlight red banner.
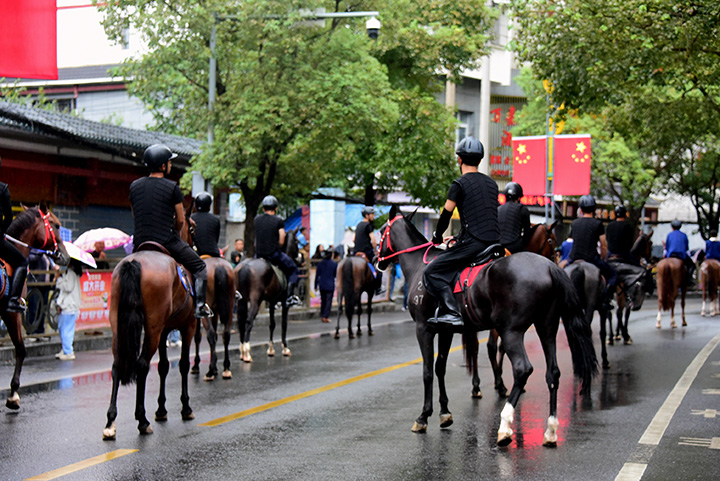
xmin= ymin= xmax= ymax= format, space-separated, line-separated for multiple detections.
xmin=512 ymin=136 xmax=547 ymax=196
xmin=553 ymin=135 xmax=592 ymax=195
xmin=0 ymin=0 xmax=58 ymax=79
xmin=78 ymin=271 xmax=112 ymax=330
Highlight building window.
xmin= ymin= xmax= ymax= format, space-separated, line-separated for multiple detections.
xmin=122 ymin=28 xmax=130 ymax=50
xmin=457 ymin=111 xmax=473 ymax=141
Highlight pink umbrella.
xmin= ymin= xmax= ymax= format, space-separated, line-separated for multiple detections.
xmin=73 ymin=228 xmax=131 ymax=252
xmin=63 ymin=241 xmax=98 ymax=269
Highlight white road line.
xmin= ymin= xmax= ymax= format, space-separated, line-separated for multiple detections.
xmin=615 ymin=333 xmax=720 ymax=481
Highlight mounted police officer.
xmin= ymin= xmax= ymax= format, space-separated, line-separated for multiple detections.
xmin=706 ymin=229 xmax=720 ymax=261
xmin=353 ymin=206 xmax=384 ymax=295
xmin=498 ymin=182 xmax=530 ymax=254
xmin=190 ymin=192 xmax=221 ymax=257
xmin=254 ymin=195 xmax=301 ymax=306
xmin=606 ymin=205 xmax=638 ymax=265
xmin=424 ymin=136 xmax=500 ymax=326
xmin=129 ymin=144 xmax=209 ymax=318
xmin=568 ymin=194 xmax=617 ymax=308
xmin=664 ymin=219 xmax=694 ymax=281
xmin=0 ymin=160 xmax=29 ymax=312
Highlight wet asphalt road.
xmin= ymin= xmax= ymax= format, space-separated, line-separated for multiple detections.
xmin=2 ymin=299 xmax=720 ymax=480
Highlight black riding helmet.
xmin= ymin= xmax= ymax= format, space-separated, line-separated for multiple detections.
xmin=578 ymin=195 xmax=596 ymax=214
xmin=195 ymin=192 xmax=212 ymax=212
xmin=615 ymin=205 xmax=627 ymax=218
xmin=455 ymin=136 xmax=484 ymax=165
xmin=262 ymin=195 xmax=279 ymax=211
xmin=504 ymin=182 xmax=523 ymax=201
xmin=362 ymin=206 xmax=375 ymax=217
xmin=143 ymin=144 xmax=177 ymax=172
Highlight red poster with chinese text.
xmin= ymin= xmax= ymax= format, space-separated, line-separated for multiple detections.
xmin=553 ymin=135 xmax=592 ymax=195
xmin=0 ymin=0 xmax=57 ymax=79
xmin=78 ymin=271 xmax=112 ymax=330
xmin=512 ymin=136 xmax=547 ymax=196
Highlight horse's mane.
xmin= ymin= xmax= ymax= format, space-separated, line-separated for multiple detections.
xmin=631 ymin=232 xmax=649 ymax=257
xmin=6 ymin=208 xmax=39 ymax=238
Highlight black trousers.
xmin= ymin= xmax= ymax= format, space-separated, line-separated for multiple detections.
xmin=156 ymin=236 xmax=207 ymax=281
xmin=0 ymin=236 xmax=27 ymax=270
xmin=320 ymin=289 xmax=333 ymax=318
xmin=424 ymin=238 xmax=489 ymax=300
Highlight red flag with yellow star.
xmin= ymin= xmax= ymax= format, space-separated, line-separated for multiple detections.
xmin=553 ymin=134 xmax=592 ymax=195
xmin=512 ymin=136 xmax=547 ymax=196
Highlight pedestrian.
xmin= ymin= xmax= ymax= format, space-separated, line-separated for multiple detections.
xmin=568 ymin=195 xmax=617 ymax=309
xmin=498 ymin=182 xmax=531 ymax=254
xmin=606 ymin=205 xmax=638 ymax=265
xmin=353 ymin=206 xmax=384 ymax=295
xmin=230 ymin=238 xmax=245 ymax=267
xmin=312 ymin=244 xmax=325 ymax=260
xmin=91 ymin=241 xmax=110 ymax=269
xmin=55 ymin=259 xmax=82 ymax=361
xmin=388 ymin=262 xmax=402 ymax=301
xmin=254 ymin=195 xmax=301 ymax=306
xmin=190 ymin=192 xmax=222 ymax=257
xmin=424 ymin=136 xmax=500 ymax=326
xmin=129 ymin=144 xmax=209 ymax=318
xmin=706 ymin=230 xmax=720 ymax=261
xmin=315 ymin=250 xmax=337 ymax=323
xmin=558 ymin=236 xmax=573 ymax=268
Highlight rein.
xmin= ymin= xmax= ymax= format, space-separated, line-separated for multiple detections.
xmin=5 ymin=210 xmax=60 ymax=257
xmin=378 ymin=215 xmax=433 ymax=263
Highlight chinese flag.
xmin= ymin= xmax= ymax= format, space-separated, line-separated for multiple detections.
xmin=0 ymin=0 xmax=57 ymax=79
xmin=512 ymin=136 xmax=547 ymax=196
xmin=553 ymin=135 xmax=591 ymax=195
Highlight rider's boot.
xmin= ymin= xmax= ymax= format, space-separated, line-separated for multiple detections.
xmin=6 ymin=267 xmax=28 ymax=313
xmin=428 ymin=286 xmax=463 ymax=327
xmin=602 ymin=286 xmax=615 ymax=312
xmin=374 ymin=271 xmax=386 ymax=296
xmin=286 ymin=282 xmax=301 ymax=307
xmin=194 ymin=278 xmax=210 ymax=318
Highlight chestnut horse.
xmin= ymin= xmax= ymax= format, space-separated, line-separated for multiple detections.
xmin=700 ymin=258 xmax=720 ymax=317
xmin=102 ymin=230 xmax=198 ymax=439
xmin=525 ymin=221 xmax=559 ymax=258
xmin=334 ymin=255 xmax=375 ymax=339
xmin=378 ymin=208 xmax=597 ymax=447
xmin=1 ymin=205 xmax=68 ymax=410
xmin=656 ymin=257 xmax=687 ymax=329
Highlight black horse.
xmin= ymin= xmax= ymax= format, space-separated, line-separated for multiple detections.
xmin=377 ymin=207 xmax=597 ymax=447
xmin=334 ymin=255 xmax=375 ymax=339
xmin=235 ymin=228 xmax=299 ymax=362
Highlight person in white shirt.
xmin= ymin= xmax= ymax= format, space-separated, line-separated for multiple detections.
xmin=55 ymin=259 xmax=82 ymax=361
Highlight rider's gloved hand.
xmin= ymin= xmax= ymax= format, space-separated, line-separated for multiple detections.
xmin=432 ymin=232 xmax=443 ymax=245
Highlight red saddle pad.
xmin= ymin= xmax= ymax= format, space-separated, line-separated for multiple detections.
xmin=453 ymin=262 xmax=491 ymax=293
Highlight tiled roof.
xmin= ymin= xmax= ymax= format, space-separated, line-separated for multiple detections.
xmin=0 ymin=101 xmax=202 ymax=161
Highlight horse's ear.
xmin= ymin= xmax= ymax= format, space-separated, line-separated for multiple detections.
xmin=21 ymin=203 xmax=29 ymax=211
xmin=647 ymin=229 xmax=654 ymax=238
xmin=550 ymin=220 xmax=559 ymax=230
xmin=407 ymin=206 xmax=419 ymax=223
xmin=39 ymin=201 xmax=48 ymax=214
xmin=389 ymin=205 xmax=397 ymax=219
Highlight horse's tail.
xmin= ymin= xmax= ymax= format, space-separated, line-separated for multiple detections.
xmin=214 ymin=264 xmax=231 ymax=323
xmin=342 ymin=260 xmax=356 ymax=319
xmin=116 ymin=260 xmax=145 ymax=385
xmin=569 ymin=265 xmax=587 ymax=307
xmin=658 ymin=261 xmax=674 ymax=310
xmin=551 ymin=265 xmax=598 ymax=393
xmin=462 ymin=331 xmax=479 ymax=375
xmin=709 ymin=264 xmax=720 ymax=301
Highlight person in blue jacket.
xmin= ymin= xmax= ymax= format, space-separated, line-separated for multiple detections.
xmin=314 ymin=250 xmax=337 ymax=323
xmin=664 ymin=219 xmax=694 ymax=282
xmin=705 ymin=230 xmax=720 ymax=261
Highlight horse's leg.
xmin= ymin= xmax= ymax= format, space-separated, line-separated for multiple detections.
xmin=681 ymin=287 xmax=687 ymax=327
xmin=535 ymin=323 xmax=561 ymax=447
xmin=367 ymin=294 xmax=373 ymax=336
xmin=656 ymin=297 xmax=663 ymax=329
xmin=180 ymin=320 xmax=195 ymax=420
xmin=155 ymin=331 xmax=170 ymax=422
xmin=242 ymin=299 xmax=259 ymax=363
xmin=702 ymin=289 xmax=708 ymax=317
xmin=670 ymin=297 xmax=677 ymax=329
xmin=598 ymin=307 xmax=609 ymax=369
xmin=497 ymin=331 xmax=534 ymax=447
xmin=281 ymin=302 xmax=291 ymax=356
xmin=222 ymin=312 xmax=233 ymax=379
xmin=205 ymin=315 xmax=219 ymax=381
xmin=486 ymin=330 xmax=507 ymax=397
xmin=190 ymin=317 xmax=204 ymax=374
xmin=613 ymin=294 xmax=622 ymax=342
xmin=267 ymin=304 xmax=276 ymax=356
xmin=622 ymin=306 xmax=633 ymax=345
xmin=103 ymin=363 xmax=121 ymax=440
xmin=334 ymin=289 xmax=343 ymax=339
xmin=135 ymin=349 xmax=153 ymax=435
xmin=356 ymin=294 xmax=363 ymax=336
xmin=436 ymin=330 xmax=454 ymax=428
xmin=3 ymin=314 xmax=25 ymax=410
xmin=412 ymin=325 xmax=435 ymax=433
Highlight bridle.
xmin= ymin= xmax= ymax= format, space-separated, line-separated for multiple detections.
xmin=535 ymin=224 xmax=556 ymax=257
xmin=377 ymin=215 xmax=433 ymax=264
xmin=5 ymin=209 xmax=61 ymax=258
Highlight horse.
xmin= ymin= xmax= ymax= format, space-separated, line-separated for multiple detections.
xmin=564 ymin=262 xmax=611 ymax=369
xmin=607 ymin=231 xmax=654 ymax=345
xmin=235 ymin=228 xmax=299 ymax=363
xmin=1 ymin=205 xmax=68 ymax=410
xmin=655 ymin=257 xmax=687 ymax=329
xmin=102 ymin=221 xmax=199 ymax=439
xmin=334 ymin=255 xmax=375 ymax=339
xmin=377 ymin=207 xmax=597 ymax=447
xmin=700 ymin=258 xmax=720 ymax=317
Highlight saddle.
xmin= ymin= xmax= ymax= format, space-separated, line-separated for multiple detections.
xmin=0 ymin=259 xmax=11 ymax=300
xmin=354 ymin=252 xmax=377 ymax=278
xmin=452 ymin=244 xmax=506 ymax=293
xmin=135 ymin=242 xmax=194 ymax=296
xmin=267 ymin=261 xmax=288 ymax=294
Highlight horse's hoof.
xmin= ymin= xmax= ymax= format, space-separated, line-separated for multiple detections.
xmin=543 ymin=437 xmax=558 ymax=447
xmin=282 ymin=347 xmax=291 ymax=357
xmin=182 ymin=411 xmax=195 ymax=421
xmin=204 ymin=374 xmax=215 ymax=382
xmin=497 ymin=430 xmax=513 ymax=446
xmin=606 ymin=339 xmax=614 ymax=346
xmin=602 ymin=361 xmax=610 ymax=370
xmin=439 ymin=413 xmax=453 ymax=428
xmin=471 ymin=390 xmax=483 ymax=399
xmin=155 ymin=412 xmax=167 ymax=422
xmin=222 ymin=370 xmax=232 ymax=379
xmin=411 ymin=421 xmax=427 ymax=433
xmin=139 ymin=425 xmax=153 ymax=435
xmin=334 ymin=331 xmax=340 ymax=340
xmin=102 ymin=424 xmax=116 ymax=441
xmin=614 ymin=334 xmax=622 ymax=341
xmin=671 ymin=321 xmax=677 ymax=329
xmin=356 ymin=329 xmax=362 ymax=336
xmin=368 ymin=329 xmax=374 ymax=336
xmin=624 ymin=338 xmax=633 ymax=345
xmin=656 ymin=321 xmax=661 ymax=329
xmin=682 ymin=320 xmax=688 ymax=327
xmin=349 ymin=332 xmax=355 ymax=339
xmin=496 ymin=387 xmax=508 ymax=398
xmin=5 ymin=393 xmax=20 ymax=410
xmin=267 ymin=343 xmax=275 ymax=357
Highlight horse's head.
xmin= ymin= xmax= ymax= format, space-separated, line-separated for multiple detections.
xmin=631 ymin=229 xmax=653 ymax=263
xmin=10 ymin=203 xmax=69 ymax=266
xmin=284 ymin=227 xmax=300 ymax=264
xmin=377 ymin=205 xmax=428 ymax=272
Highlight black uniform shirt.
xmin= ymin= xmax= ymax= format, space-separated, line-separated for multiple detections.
xmin=191 ymin=211 xmax=221 ymax=257
xmin=569 ymin=217 xmax=604 ymax=261
xmin=129 ymin=176 xmax=184 ymax=245
xmin=606 ymin=220 xmax=635 ymax=257
xmin=354 ymin=220 xmax=374 ymax=255
xmin=498 ymin=201 xmax=530 ymax=245
xmin=254 ymin=213 xmax=284 ymax=258
xmin=447 ymin=172 xmax=500 ymax=243
xmin=0 ymin=182 xmax=12 ymax=234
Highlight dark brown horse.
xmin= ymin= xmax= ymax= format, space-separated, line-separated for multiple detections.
xmin=526 ymin=221 xmax=559 ymax=258
xmin=235 ymin=228 xmax=299 ymax=363
xmin=378 ymin=208 xmax=597 ymax=447
xmin=191 ymin=256 xmax=236 ymax=381
xmin=700 ymin=258 xmax=720 ymax=317
xmin=102 ymin=236 xmax=198 ymax=439
xmin=334 ymin=255 xmax=375 ymax=339
xmin=1 ymin=205 xmax=68 ymax=410
xmin=656 ymin=257 xmax=687 ymax=329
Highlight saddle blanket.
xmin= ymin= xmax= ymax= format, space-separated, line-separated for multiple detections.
xmin=453 ymin=262 xmax=491 ymax=293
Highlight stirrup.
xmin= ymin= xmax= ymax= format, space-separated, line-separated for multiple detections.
xmin=427 ymin=307 xmax=463 ymax=327
xmin=6 ymin=297 xmax=27 ymax=313
xmin=194 ymin=303 xmax=213 ymax=318
xmin=286 ymin=295 xmax=301 ymax=307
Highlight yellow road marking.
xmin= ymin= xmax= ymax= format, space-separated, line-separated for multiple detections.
xmin=25 ymin=449 xmax=138 ymax=481
xmin=201 ymin=337 xmax=488 ymax=427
